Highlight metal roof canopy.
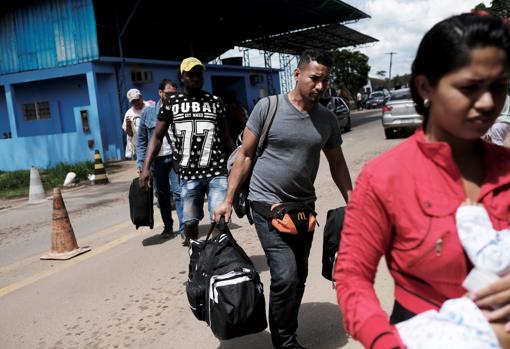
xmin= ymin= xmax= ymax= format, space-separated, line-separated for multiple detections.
xmin=93 ymin=0 xmax=374 ymax=62
xmin=243 ymin=23 xmax=378 ymax=55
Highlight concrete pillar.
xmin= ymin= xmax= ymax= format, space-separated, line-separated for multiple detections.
xmin=4 ymin=84 xmax=18 ymax=138
xmin=85 ymin=71 xmax=104 ymax=158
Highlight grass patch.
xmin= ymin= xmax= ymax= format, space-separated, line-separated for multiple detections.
xmin=40 ymin=162 xmax=94 ymax=191
xmin=0 ymin=161 xmax=102 ymax=200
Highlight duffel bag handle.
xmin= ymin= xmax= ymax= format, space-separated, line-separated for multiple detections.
xmin=206 ymin=216 xmax=227 ymax=241
xmin=205 ymin=218 xmax=256 ymax=271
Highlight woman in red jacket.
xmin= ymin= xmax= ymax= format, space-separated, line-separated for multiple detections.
xmin=335 ymin=12 xmax=510 ymax=349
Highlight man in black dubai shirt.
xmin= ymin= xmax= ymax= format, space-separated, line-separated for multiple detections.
xmin=140 ymin=57 xmax=234 ymax=246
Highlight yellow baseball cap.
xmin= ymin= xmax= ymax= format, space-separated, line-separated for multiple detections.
xmin=180 ymin=57 xmax=205 ymax=74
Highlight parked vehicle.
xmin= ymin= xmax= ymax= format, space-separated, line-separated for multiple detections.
xmin=381 ymin=88 xmax=423 ymax=139
xmin=319 ymin=96 xmax=351 ymax=132
xmin=365 ymin=91 xmax=387 ymax=109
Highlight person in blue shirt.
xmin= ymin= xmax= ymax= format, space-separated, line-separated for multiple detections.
xmin=137 ymin=79 xmax=184 ymax=238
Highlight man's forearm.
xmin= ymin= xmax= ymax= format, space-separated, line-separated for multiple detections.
xmin=331 ymin=160 xmax=353 ymax=203
xmin=136 ymin=125 xmax=147 ymax=169
xmin=224 ymin=154 xmax=253 ymax=204
xmin=142 ymin=136 xmax=162 ymax=172
xmin=338 ymin=169 xmax=353 ymax=203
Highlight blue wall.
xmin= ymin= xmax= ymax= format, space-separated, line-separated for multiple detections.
xmin=0 ymin=133 xmax=93 ymax=170
xmin=0 ymin=0 xmax=283 ymax=171
xmin=121 ymin=62 xmax=180 ymax=104
xmin=113 ymin=59 xmax=281 ymax=115
xmin=208 ymin=68 xmax=279 ymax=112
xmin=0 ymin=0 xmax=98 ymax=75
xmin=0 ymin=59 xmax=280 ymax=171
xmin=14 ymin=76 xmax=89 ymax=137
xmin=96 ymin=73 xmax=123 ymax=161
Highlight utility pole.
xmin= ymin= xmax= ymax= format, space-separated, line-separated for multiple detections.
xmin=386 ymin=52 xmax=396 ymax=88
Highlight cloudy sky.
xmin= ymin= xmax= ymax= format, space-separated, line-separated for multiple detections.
xmin=221 ymin=0 xmax=491 ymax=79
xmin=343 ymin=0 xmax=491 ymax=77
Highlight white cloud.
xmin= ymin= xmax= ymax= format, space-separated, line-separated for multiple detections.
xmin=345 ymin=0 xmax=491 ymax=77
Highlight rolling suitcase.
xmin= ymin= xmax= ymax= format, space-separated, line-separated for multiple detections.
xmin=129 ymin=177 xmax=154 ymax=229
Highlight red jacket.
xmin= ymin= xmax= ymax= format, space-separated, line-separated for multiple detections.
xmin=335 ymin=129 xmax=510 ymax=349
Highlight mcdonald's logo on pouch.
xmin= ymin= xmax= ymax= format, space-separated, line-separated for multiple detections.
xmin=297 ymin=212 xmax=306 ymax=221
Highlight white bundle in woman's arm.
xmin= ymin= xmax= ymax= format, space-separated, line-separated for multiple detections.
xmin=456 ymin=205 xmax=510 ymax=291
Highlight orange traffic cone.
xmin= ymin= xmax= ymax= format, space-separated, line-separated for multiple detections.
xmin=40 ymin=188 xmax=91 ymax=260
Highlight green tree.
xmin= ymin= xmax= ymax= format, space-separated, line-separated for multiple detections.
xmin=330 ymin=49 xmax=370 ymax=97
xmin=391 ymin=74 xmax=411 ymax=89
xmin=490 ymin=0 xmax=510 ymax=17
xmin=474 ymin=0 xmax=509 ymax=17
xmin=474 ymin=2 xmax=490 ymax=11
xmin=370 ymin=77 xmax=387 ymax=91
xmin=376 ymin=70 xmax=387 ymax=79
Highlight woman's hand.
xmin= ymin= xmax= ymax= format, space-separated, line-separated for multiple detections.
xmin=472 ymin=273 xmax=510 ymax=331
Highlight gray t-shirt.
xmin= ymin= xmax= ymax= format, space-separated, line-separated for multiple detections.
xmin=246 ymin=94 xmax=342 ymax=204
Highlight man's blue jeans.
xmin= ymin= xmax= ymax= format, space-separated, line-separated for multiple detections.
xmin=180 ymin=175 xmax=227 ymax=224
xmin=152 ymin=155 xmax=183 ymax=233
xmin=252 ymin=208 xmax=314 ymax=348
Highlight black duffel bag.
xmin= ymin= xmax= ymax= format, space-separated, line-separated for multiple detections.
xmin=186 ymin=220 xmax=267 ymax=340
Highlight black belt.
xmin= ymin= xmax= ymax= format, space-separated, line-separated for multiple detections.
xmin=250 ymin=201 xmax=316 ymax=217
xmin=250 ymin=201 xmax=272 ymax=217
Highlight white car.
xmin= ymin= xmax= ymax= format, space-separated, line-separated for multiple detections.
xmin=381 ymin=88 xmax=423 ymax=139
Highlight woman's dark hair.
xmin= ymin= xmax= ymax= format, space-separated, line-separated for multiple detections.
xmin=298 ymin=49 xmax=333 ymax=68
xmin=410 ymin=13 xmax=510 ymax=125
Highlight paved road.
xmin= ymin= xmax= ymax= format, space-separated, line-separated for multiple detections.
xmin=351 ymin=109 xmax=382 ymax=129
xmin=0 ymin=109 xmax=403 ymax=349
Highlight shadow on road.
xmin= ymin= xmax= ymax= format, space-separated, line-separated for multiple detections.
xmin=216 ymin=302 xmax=348 ymax=349
xmin=142 ymin=232 xmax=179 ymax=246
xmin=217 ymin=329 xmax=272 ymax=349
xmin=250 ymin=254 xmax=269 ymax=273
xmin=351 ymin=114 xmax=381 ymax=128
xmin=195 ymin=222 xmax=244 ymax=239
xmin=141 ymin=222 xmax=246 ymax=247
xmin=227 ymin=222 xmax=243 ymax=231
xmin=298 ymin=302 xmax=349 ymax=348
xmin=141 ymin=221 xmax=244 ymax=246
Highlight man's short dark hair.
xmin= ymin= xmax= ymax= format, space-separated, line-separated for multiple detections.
xmin=298 ymin=49 xmax=333 ymax=68
xmin=159 ymin=79 xmax=177 ymax=91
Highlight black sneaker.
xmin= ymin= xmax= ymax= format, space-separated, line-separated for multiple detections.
xmin=160 ymin=227 xmax=174 ymax=239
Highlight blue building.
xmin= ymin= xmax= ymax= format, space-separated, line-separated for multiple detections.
xmin=0 ymin=0 xmax=374 ymax=171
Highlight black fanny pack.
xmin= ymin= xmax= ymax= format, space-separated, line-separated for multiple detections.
xmin=252 ymin=202 xmax=317 ymax=235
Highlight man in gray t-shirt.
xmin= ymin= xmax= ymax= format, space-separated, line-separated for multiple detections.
xmin=215 ymin=49 xmax=352 ymax=349
xmin=246 ymin=93 xmax=342 ymax=204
